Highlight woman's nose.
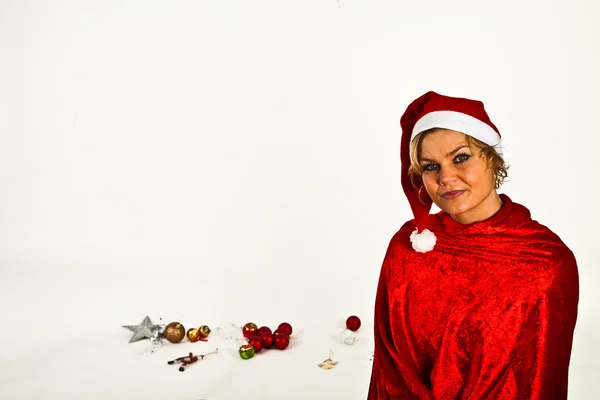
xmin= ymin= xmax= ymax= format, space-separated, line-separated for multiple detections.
xmin=438 ymin=166 xmax=457 ymax=185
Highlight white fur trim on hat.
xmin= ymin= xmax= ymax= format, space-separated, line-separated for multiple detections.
xmin=410 ymin=228 xmax=437 ymax=253
xmin=411 ymin=110 xmax=502 ymax=156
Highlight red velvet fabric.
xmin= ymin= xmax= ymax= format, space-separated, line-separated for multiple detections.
xmin=368 ymin=195 xmax=579 ymax=399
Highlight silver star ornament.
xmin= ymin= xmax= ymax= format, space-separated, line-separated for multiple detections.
xmin=123 ymin=315 xmax=163 ymax=343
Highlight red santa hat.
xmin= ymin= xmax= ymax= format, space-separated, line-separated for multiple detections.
xmin=399 ymin=91 xmax=502 ymax=252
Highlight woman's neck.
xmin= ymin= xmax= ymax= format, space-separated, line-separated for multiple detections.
xmin=450 ymin=191 xmax=504 ymax=225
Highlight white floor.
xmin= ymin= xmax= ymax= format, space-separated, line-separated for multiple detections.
xmin=0 ymin=324 xmax=374 ymax=399
xmin=0 ymin=267 xmax=596 ymax=399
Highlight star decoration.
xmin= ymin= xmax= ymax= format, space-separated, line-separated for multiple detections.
xmin=123 ymin=315 xmax=162 ymax=343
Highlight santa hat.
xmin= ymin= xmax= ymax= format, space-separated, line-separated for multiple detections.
xmin=400 ymin=91 xmax=502 ymax=252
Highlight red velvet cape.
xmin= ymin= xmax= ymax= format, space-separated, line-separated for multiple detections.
xmin=368 ymin=195 xmax=579 ymax=399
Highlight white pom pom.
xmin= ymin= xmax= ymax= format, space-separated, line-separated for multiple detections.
xmin=410 ymin=228 xmax=437 ymax=253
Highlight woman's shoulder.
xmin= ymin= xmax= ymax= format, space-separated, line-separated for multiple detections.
xmin=495 ymin=198 xmax=578 ymax=276
xmin=519 ymin=218 xmax=576 ymax=260
xmin=383 ymin=220 xmax=416 ymax=256
xmin=510 ymin=199 xmax=574 ymax=252
xmin=389 ymin=206 xmax=575 ymax=261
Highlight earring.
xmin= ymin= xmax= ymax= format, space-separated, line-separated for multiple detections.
xmin=418 ymin=186 xmax=433 ymax=205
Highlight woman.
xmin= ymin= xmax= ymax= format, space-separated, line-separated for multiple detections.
xmin=368 ymin=91 xmax=579 ymax=399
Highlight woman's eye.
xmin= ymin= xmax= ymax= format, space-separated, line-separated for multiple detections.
xmin=454 ymin=154 xmax=471 ymax=163
xmin=423 ymin=163 xmax=438 ymax=172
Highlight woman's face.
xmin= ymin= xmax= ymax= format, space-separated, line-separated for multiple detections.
xmin=419 ymin=129 xmax=500 ymax=224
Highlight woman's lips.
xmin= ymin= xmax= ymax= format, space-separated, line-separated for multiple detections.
xmin=441 ymin=190 xmax=465 ymax=200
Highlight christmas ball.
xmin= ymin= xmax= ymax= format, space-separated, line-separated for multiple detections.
xmin=274 ymin=332 xmax=290 ymax=350
xmin=187 ymin=328 xmax=200 ymax=342
xmin=277 ymin=322 xmax=293 ymax=336
xmin=258 ymin=326 xmax=272 ymax=336
xmin=346 ymin=315 xmax=361 ymax=331
xmin=239 ymin=343 xmax=255 ymax=359
xmin=261 ymin=332 xmax=274 ymax=349
xmin=242 ymin=322 xmax=258 ymax=339
xmin=341 ymin=329 xmax=357 ymax=345
xmin=248 ymin=335 xmax=263 ymax=352
xmin=164 ymin=322 xmax=186 ymax=343
xmin=198 ymin=325 xmax=211 ymax=338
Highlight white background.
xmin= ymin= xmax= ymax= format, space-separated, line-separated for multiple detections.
xmin=1 ymin=0 xmax=598 ymax=399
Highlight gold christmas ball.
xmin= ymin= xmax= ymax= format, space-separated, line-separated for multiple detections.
xmin=164 ymin=322 xmax=186 ymax=343
xmin=187 ymin=328 xmax=200 ymax=342
xmin=198 ymin=325 xmax=211 ymax=338
xmin=242 ymin=322 xmax=258 ymax=338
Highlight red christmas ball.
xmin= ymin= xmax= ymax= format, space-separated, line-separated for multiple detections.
xmin=346 ymin=315 xmax=361 ymax=331
xmin=260 ymin=332 xmax=274 ymax=349
xmin=248 ymin=335 xmax=263 ymax=352
xmin=274 ymin=332 xmax=290 ymax=350
xmin=242 ymin=322 xmax=258 ymax=339
xmin=277 ymin=322 xmax=293 ymax=336
xmin=258 ymin=326 xmax=272 ymax=336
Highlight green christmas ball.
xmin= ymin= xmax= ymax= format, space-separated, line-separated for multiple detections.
xmin=239 ymin=344 xmax=255 ymax=360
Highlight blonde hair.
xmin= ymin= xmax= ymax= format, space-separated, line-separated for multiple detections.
xmin=408 ymin=129 xmax=509 ymax=190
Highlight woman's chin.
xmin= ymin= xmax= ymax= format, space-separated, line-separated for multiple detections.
xmin=438 ymin=197 xmax=472 ymax=217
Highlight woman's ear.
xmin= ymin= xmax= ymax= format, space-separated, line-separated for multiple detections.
xmin=485 ymin=153 xmax=495 ymax=172
xmin=481 ymin=154 xmax=499 ymax=187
